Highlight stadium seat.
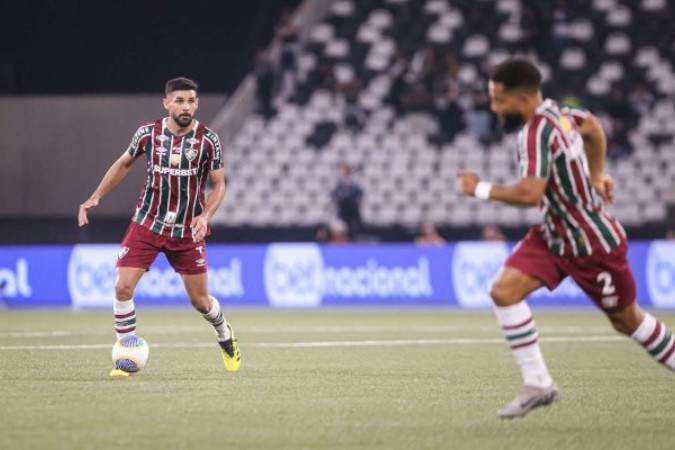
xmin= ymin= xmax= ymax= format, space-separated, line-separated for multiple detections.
xmin=213 ymin=0 xmax=675 ymax=231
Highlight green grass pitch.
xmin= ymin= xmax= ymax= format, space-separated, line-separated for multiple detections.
xmin=1 ymin=309 xmax=674 ymax=450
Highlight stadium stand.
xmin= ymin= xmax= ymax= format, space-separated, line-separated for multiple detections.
xmin=211 ymin=0 xmax=675 ymax=233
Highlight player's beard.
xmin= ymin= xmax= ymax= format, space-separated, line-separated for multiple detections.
xmin=499 ymin=111 xmax=525 ymax=134
xmin=173 ymin=113 xmax=193 ymax=128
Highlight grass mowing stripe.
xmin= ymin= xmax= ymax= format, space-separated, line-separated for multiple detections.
xmin=1 ymin=311 xmax=673 ymax=450
xmin=0 ymin=325 xmax=617 ymax=338
xmin=0 ymin=335 xmax=627 ymax=351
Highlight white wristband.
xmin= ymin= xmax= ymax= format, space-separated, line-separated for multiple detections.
xmin=474 ymin=181 xmax=492 ymax=200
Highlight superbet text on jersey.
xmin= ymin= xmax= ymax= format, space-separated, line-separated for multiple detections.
xmin=126 ymin=118 xmax=224 ymax=238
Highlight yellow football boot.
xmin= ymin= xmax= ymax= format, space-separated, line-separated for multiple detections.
xmin=109 ymin=368 xmax=131 ymax=378
xmin=219 ymin=324 xmax=241 ymax=372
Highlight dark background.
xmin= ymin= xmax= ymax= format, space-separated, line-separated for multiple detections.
xmin=0 ymin=0 xmax=301 ymax=94
xmin=1 ymin=1 xmax=671 ymax=244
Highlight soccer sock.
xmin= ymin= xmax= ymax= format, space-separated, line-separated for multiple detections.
xmin=114 ymin=298 xmax=136 ymax=340
xmin=202 ymin=296 xmax=231 ymax=342
xmin=631 ymin=313 xmax=675 ymax=371
xmin=494 ymin=302 xmax=553 ymax=388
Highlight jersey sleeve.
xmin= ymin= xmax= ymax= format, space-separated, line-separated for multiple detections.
xmin=205 ymin=129 xmax=224 ymax=171
xmin=518 ymin=116 xmax=553 ymax=179
xmin=561 ymin=105 xmax=590 ymax=128
xmin=126 ymin=124 xmax=152 ymax=158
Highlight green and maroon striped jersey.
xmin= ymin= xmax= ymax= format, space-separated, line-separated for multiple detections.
xmin=517 ymin=99 xmax=626 ymax=256
xmin=126 ymin=118 xmax=224 ymax=238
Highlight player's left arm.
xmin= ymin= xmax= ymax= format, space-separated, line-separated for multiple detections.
xmin=191 ymin=168 xmax=226 ymax=243
xmin=457 ymin=172 xmax=546 ymax=206
xmin=579 ymin=113 xmax=615 ymax=202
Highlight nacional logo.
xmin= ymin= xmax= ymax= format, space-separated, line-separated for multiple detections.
xmin=263 ymin=244 xmax=435 ymax=307
xmin=451 ymin=242 xmax=509 ymax=308
xmin=264 ymin=244 xmax=324 ymax=308
xmin=646 ymin=241 xmax=675 ymax=307
xmin=118 ymin=246 xmax=129 ymax=260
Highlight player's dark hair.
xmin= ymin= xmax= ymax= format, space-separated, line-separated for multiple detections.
xmin=165 ymin=77 xmax=199 ymax=96
xmin=490 ymin=58 xmax=542 ymax=93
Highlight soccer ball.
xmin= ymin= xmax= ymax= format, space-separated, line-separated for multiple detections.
xmin=112 ymin=335 xmax=149 ymax=372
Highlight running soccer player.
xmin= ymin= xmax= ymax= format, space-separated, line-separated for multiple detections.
xmin=457 ymin=58 xmax=674 ymax=418
xmin=78 ymin=77 xmax=241 ymax=376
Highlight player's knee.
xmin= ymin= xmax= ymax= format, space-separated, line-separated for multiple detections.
xmin=607 ymin=303 xmax=642 ymax=336
xmin=489 ymin=280 xmax=515 ymax=306
xmin=609 ymin=316 xmax=632 ymax=335
xmin=188 ymin=294 xmax=211 ymax=314
xmin=114 ymin=280 xmax=135 ymax=300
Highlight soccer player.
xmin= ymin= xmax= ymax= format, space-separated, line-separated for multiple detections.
xmin=457 ymin=58 xmax=674 ymax=418
xmin=78 ymin=77 xmax=241 ymax=376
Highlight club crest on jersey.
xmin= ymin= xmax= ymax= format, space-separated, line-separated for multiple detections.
xmin=118 ymin=246 xmax=129 ymax=259
xmin=185 ymin=148 xmax=198 ymax=161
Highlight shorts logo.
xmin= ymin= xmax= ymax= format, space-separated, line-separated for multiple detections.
xmin=601 ymin=296 xmax=619 ymax=308
xmin=196 ymin=258 xmax=206 ymax=267
xmin=195 ymin=246 xmax=204 ymax=254
xmin=118 ymin=246 xmax=129 ymax=260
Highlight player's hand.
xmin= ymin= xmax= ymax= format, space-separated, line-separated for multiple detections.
xmin=593 ymin=173 xmax=615 ymax=203
xmin=190 ymin=215 xmax=209 ymax=243
xmin=78 ymin=198 xmax=99 ymax=227
xmin=457 ymin=171 xmax=480 ymax=196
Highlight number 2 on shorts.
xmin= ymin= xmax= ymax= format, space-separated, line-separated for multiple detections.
xmin=596 ymin=271 xmax=616 ymax=295
xmin=596 ymin=271 xmax=619 ymax=308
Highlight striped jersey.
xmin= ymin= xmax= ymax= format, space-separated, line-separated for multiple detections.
xmin=517 ymin=99 xmax=625 ymax=257
xmin=126 ymin=118 xmax=224 ymax=238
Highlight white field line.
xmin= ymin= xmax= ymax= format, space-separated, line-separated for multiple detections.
xmin=0 ymin=325 xmax=615 ymax=338
xmin=0 ymin=335 xmax=626 ymax=351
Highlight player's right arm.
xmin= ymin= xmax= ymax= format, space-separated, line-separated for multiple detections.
xmin=78 ymin=152 xmax=137 ymax=227
xmin=457 ymin=171 xmax=547 ymax=206
xmin=458 ymin=115 xmax=550 ymax=206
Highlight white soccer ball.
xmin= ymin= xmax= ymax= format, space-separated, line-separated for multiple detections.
xmin=112 ymin=335 xmax=149 ymax=372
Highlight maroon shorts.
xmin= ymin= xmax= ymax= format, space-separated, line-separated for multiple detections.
xmin=116 ymin=222 xmax=208 ymax=275
xmin=504 ymin=227 xmax=636 ymax=313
